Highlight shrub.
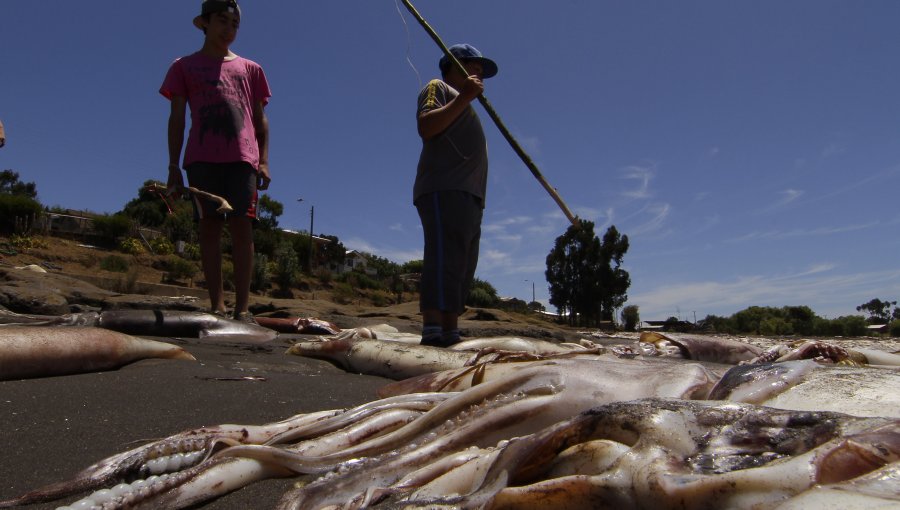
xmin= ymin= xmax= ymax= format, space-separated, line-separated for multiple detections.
xmin=340 ymin=271 xmax=383 ymax=291
xmin=497 ymin=297 xmax=529 ymax=313
xmin=273 ymin=239 xmax=299 ymax=291
xmin=9 ymin=234 xmax=48 ymax=252
xmin=99 ymin=255 xmax=130 ymax=273
xmin=113 ymin=267 xmax=141 ymax=294
xmin=118 ymin=238 xmax=145 ymax=255
xmin=316 ymin=267 xmax=332 ymax=285
xmin=250 ymin=253 xmax=270 ymax=293
xmin=164 ymin=256 xmax=197 ymax=283
xmin=332 ymin=282 xmax=355 ymax=304
xmin=221 ymin=260 xmax=234 ymax=291
xmin=370 ymin=290 xmax=392 ymax=307
xmin=92 ymin=214 xmax=133 ymax=247
xmin=890 ymin=320 xmax=900 ymax=337
xmin=150 ymin=236 xmax=174 ymax=255
xmin=0 ymin=194 xmax=43 ymax=235
xmin=182 ymin=242 xmax=201 ymax=260
xmin=467 ymin=287 xmax=496 ymax=308
xmin=467 ymin=278 xmax=499 ymax=308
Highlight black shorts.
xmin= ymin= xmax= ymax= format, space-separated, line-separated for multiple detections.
xmin=415 ymin=190 xmax=483 ymax=313
xmin=185 ymin=162 xmax=258 ymax=220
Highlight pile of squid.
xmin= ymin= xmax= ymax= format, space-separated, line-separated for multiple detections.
xmin=2 ymin=328 xmax=899 ymax=509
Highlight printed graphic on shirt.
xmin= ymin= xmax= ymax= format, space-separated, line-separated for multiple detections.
xmin=195 ymin=73 xmax=247 ymax=147
xmin=422 ymin=80 xmax=442 ymax=110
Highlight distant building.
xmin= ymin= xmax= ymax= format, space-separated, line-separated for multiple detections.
xmin=335 ymin=250 xmax=377 ymax=276
xmin=641 ymin=319 xmax=695 ymax=332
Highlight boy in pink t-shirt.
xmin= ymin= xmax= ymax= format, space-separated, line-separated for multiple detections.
xmin=160 ymin=0 xmax=271 ymax=323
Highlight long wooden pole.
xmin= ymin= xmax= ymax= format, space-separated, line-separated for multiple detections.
xmin=400 ymin=0 xmax=579 ymax=226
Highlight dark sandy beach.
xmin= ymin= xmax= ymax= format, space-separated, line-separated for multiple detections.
xmin=1 ymin=335 xmax=394 ymax=509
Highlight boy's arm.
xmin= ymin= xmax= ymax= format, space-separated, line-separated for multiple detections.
xmin=417 ymin=75 xmax=483 ymax=140
xmin=253 ymin=100 xmax=271 ymax=190
xmin=167 ymin=96 xmax=187 ymax=194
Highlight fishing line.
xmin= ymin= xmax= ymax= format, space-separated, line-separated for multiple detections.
xmin=394 ymin=0 xmax=422 ymax=89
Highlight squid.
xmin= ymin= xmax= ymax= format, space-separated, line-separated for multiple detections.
xmin=0 ymin=309 xmax=278 ymax=343
xmin=0 ymin=326 xmax=194 ymax=381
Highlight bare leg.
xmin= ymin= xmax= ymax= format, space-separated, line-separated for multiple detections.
xmin=228 ymin=216 xmax=254 ymax=315
xmin=199 ymin=217 xmax=226 ymax=313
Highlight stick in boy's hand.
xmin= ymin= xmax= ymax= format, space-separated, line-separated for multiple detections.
xmin=145 ymin=183 xmax=234 ymax=214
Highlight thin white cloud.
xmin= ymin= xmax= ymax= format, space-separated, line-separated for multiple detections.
xmin=628 ymin=203 xmax=671 ymax=236
xmin=778 ymin=188 xmax=803 ymax=205
xmin=342 ymin=237 xmax=421 ymax=264
xmin=755 ymin=188 xmax=805 ymax=215
xmin=629 ymin=265 xmax=900 ymax=320
xmin=727 ymin=221 xmax=878 ymax=243
xmin=806 ymin=165 xmax=900 ymax=204
xmin=479 ymin=248 xmax=515 ymax=270
xmin=620 ymin=164 xmax=654 ymax=199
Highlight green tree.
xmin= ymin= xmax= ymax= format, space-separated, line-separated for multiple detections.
xmin=162 ymin=208 xmax=195 ymax=244
xmin=92 ymin=213 xmax=134 ymax=248
xmin=316 ymin=234 xmax=346 ymax=273
xmin=361 ymin=253 xmax=403 ymax=280
xmin=467 ymin=278 xmax=499 ymax=308
xmin=698 ymin=314 xmax=736 ymax=334
xmin=546 ymin=221 xmax=630 ymax=327
xmin=546 ymin=222 xmax=598 ymax=325
xmin=621 ymin=304 xmax=640 ymax=331
xmin=121 ymin=180 xmax=171 ymax=228
xmin=732 ymin=306 xmax=777 ymax=335
xmin=0 ymin=170 xmax=41 ymax=234
xmin=856 ymin=298 xmax=897 ymax=324
xmin=0 ymin=195 xmax=42 ymax=234
xmin=0 ymin=170 xmax=37 ymax=199
xmin=783 ymin=305 xmax=816 ymax=335
xmin=401 ymin=259 xmax=424 ymax=274
xmin=257 ymin=194 xmax=283 ymax=230
xmin=596 ymin=225 xmax=630 ymax=321
xmin=253 ymin=228 xmax=280 ymax=259
xmin=528 ymin=301 xmax=546 ymax=313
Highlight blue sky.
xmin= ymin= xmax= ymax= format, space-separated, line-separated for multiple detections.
xmin=2 ymin=1 xmax=899 ymax=321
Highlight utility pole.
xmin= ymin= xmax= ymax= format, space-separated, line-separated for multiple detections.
xmin=309 ymin=205 xmax=315 ymax=270
xmin=298 ymin=198 xmax=315 ymax=272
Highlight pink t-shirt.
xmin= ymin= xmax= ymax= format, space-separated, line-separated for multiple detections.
xmin=160 ymin=52 xmax=271 ymax=169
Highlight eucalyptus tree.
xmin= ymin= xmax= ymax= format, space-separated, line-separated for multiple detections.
xmin=546 ymin=221 xmax=630 ymax=327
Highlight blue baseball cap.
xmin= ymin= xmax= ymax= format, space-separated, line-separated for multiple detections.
xmin=439 ymin=44 xmax=498 ymax=79
xmin=193 ymin=0 xmax=241 ymax=30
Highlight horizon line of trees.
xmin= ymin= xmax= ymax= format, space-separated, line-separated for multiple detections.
xmin=5 ymin=169 xmax=894 ymax=330
xmin=696 ymin=300 xmax=900 ymax=337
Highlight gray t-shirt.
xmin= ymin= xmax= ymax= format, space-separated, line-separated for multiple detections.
xmin=413 ymin=80 xmax=488 ymax=207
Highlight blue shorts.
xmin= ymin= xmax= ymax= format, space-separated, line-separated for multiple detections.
xmin=185 ymin=162 xmax=258 ymax=221
xmin=415 ymin=190 xmax=483 ymax=314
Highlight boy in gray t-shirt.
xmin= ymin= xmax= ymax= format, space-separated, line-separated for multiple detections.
xmin=413 ymin=44 xmax=498 ymax=347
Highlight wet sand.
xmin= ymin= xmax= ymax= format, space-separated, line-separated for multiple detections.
xmin=0 ymin=335 xmax=392 ymax=509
